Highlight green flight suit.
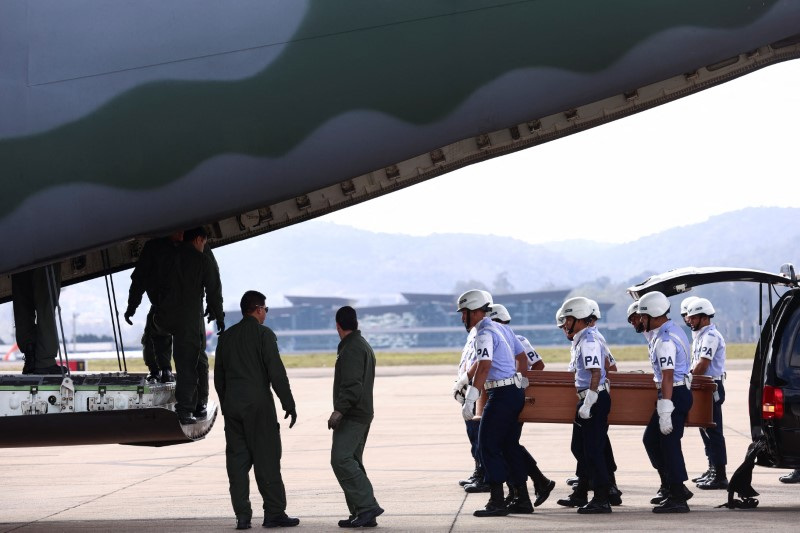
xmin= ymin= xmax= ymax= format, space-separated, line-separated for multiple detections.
xmin=196 ymin=244 xmax=223 ymax=410
xmin=11 ymin=264 xmax=61 ymax=372
xmin=214 ymin=315 xmax=295 ymax=521
xmin=331 ymin=330 xmax=380 ymax=517
xmin=155 ymin=242 xmax=223 ymax=415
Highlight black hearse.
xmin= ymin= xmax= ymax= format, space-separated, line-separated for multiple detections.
xmin=627 ymin=264 xmax=800 ymax=505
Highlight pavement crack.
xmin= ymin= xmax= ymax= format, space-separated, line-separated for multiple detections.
xmin=449 ymin=490 xmax=469 ymax=532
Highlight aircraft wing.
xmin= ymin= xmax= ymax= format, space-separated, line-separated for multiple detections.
xmin=2 ymin=0 xmax=800 ymax=302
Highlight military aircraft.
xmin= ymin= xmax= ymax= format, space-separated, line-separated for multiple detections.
xmin=1 ymin=1 xmax=800 ymax=446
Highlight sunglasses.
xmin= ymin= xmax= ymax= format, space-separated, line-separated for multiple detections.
xmin=255 ymin=305 xmax=269 ymax=313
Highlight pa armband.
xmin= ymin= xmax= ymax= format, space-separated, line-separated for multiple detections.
xmin=475 ymin=333 xmax=494 ymax=360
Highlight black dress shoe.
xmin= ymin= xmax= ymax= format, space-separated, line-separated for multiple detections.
xmin=577 ymin=500 xmax=612 ymax=514
xmin=566 ymin=476 xmax=579 ymax=486
xmin=652 ymin=497 xmax=690 ymax=513
xmin=350 ymin=507 xmax=383 ymax=527
xmin=262 ymin=513 xmax=300 ymax=528
xmin=159 ymin=369 xmax=175 ymax=383
xmin=473 ymin=500 xmax=509 ymax=517
xmin=691 ymin=467 xmax=713 ymax=483
xmin=697 ymin=475 xmax=728 ymax=490
xmin=338 ymin=517 xmax=377 ymax=528
xmin=534 ymin=479 xmax=555 ymax=507
xmin=780 ymin=469 xmax=800 ymax=483
xmin=236 ymin=517 xmax=252 ymax=529
xmin=557 ymin=492 xmax=588 ymax=508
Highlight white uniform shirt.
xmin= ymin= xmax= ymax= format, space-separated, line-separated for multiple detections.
xmin=691 ymin=323 xmax=726 ymax=378
xmin=474 ymin=317 xmax=522 ymax=381
xmin=590 ymin=326 xmax=616 ymax=368
xmin=517 ymin=335 xmax=542 ymax=370
xmin=571 ymin=327 xmax=606 ymax=390
xmin=648 ymin=320 xmax=691 ymax=384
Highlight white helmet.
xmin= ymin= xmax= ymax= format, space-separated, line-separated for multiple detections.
xmin=638 ymin=291 xmax=670 ymax=317
xmin=456 ymin=289 xmax=493 ymax=312
xmin=555 ymin=306 xmax=566 ymax=328
xmin=560 ymin=297 xmax=597 ymax=320
xmin=488 ymin=303 xmax=511 ymax=323
xmin=626 ymin=301 xmax=639 ymax=318
xmin=687 ymin=298 xmax=715 ymax=317
xmin=680 ymin=296 xmax=699 ymax=316
xmin=588 ymin=299 xmax=601 ymax=320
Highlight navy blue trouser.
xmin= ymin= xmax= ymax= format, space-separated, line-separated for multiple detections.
xmin=643 ymin=385 xmax=693 ymax=485
xmin=699 ymin=380 xmax=727 ymax=466
xmin=478 ymin=385 xmax=526 ymax=485
xmin=571 ymin=390 xmax=611 ymax=489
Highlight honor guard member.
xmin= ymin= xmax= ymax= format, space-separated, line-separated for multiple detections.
xmin=638 ymin=291 xmax=693 ymax=513
xmin=453 ymin=308 xmax=487 ymax=493
xmin=215 ymin=290 xmax=299 ymax=530
xmin=457 ymin=290 xmax=529 ymax=517
xmin=680 ymin=296 xmax=700 ymax=328
xmin=687 ymin=298 xmax=729 ymax=490
xmin=555 ymin=297 xmax=613 ymax=514
xmin=488 ymin=304 xmax=556 ymax=508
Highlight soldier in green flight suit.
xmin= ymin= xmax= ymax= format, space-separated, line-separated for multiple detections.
xmin=12 ymin=264 xmax=62 ymax=374
xmin=154 ymin=226 xmax=224 ymax=424
xmin=328 ymin=306 xmax=384 ymax=529
xmin=214 ymin=290 xmax=300 ymax=530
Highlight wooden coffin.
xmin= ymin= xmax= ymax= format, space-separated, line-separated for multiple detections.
xmin=520 ymin=371 xmax=716 ymax=428
xmin=476 ymin=371 xmax=716 ymax=428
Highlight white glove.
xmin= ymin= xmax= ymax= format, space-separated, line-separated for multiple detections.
xmin=515 ymin=372 xmax=529 ymax=389
xmin=461 ymin=385 xmax=480 ymax=421
xmin=657 ymin=398 xmax=675 ymax=435
xmin=452 ymin=373 xmax=469 ymax=404
xmin=578 ymin=389 xmax=598 ymax=419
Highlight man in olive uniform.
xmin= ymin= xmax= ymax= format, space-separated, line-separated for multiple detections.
xmin=329 ymin=306 xmax=384 ymax=529
xmin=12 ymin=264 xmax=62 ymax=374
xmin=215 ymin=290 xmax=299 ymax=530
xmin=124 ymin=230 xmax=184 ymax=382
xmin=154 ymin=226 xmax=224 ymax=424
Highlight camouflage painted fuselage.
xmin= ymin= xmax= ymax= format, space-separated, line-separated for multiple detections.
xmin=1 ymin=0 xmax=799 ymax=298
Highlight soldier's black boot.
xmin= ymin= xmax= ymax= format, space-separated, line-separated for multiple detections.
xmin=697 ymin=464 xmax=728 ymax=490
xmin=578 ymin=485 xmax=612 ymax=514
xmin=464 ymin=467 xmax=490 ymax=493
xmin=557 ymin=479 xmax=589 ymax=507
xmin=473 ymin=484 xmax=509 ymax=517
xmin=652 ymin=484 xmax=690 ymax=513
xmin=650 ymin=470 xmax=670 ymax=504
xmin=608 ymin=473 xmax=623 ymax=506
xmin=692 ymin=464 xmax=714 ymax=484
xmin=21 ymin=343 xmax=35 ymax=375
xmin=507 ymin=484 xmax=534 ymax=514
xmin=460 ymin=461 xmax=481 ymax=487
xmin=529 ymin=465 xmax=555 ymax=507
xmin=504 ymin=483 xmax=516 ymax=507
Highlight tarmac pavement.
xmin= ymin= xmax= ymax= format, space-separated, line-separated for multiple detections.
xmin=2 ymin=359 xmax=800 ymax=532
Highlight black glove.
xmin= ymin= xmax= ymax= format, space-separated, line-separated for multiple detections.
xmin=284 ymin=409 xmax=297 ymax=428
xmin=216 ymin=319 xmax=226 ymax=335
xmin=327 ymin=411 xmax=343 ymax=430
xmin=204 ymin=306 xmax=216 ymax=323
xmin=124 ymin=306 xmax=135 ymax=326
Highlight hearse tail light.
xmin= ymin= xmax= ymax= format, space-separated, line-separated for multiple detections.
xmin=763 ymin=385 xmax=784 ymax=420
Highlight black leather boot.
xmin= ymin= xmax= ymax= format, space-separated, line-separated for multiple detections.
xmin=650 ymin=470 xmax=669 ymax=504
xmin=697 ymin=464 xmax=728 ymax=490
xmin=692 ymin=465 xmax=714 ymax=483
xmin=557 ymin=480 xmax=589 ymax=507
xmin=652 ymin=484 xmax=690 ymax=513
xmin=460 ymin=461 xmax=481 ymax=487
xmin=473 ymin=484 xmax=509 ymax=517
xmin=534 ymin=478 xmax=555 ymax=507
xmin=608 ymin=473 xmax=622 ymax=506
xmin=578 ymin=485 xmax=612 ymax=514
xmin=507 ymin=484 xmax=534 ymax=514
xmin=21 ymin=343 xmax=35 ymax=375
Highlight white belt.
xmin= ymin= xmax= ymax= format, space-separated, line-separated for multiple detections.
xmin=577 ymin=383 xmax=607 ymax=400
xmin=485 ymin=377 xmax=516 ymax=390
xmin=657 ymin=379 xmax=688 ymax=390
xmin=710 ymin=373 xmax=726 ymax=381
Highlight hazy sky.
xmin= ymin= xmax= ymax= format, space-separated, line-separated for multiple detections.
xmin=323 ymin=60 xmax=800 ymax=245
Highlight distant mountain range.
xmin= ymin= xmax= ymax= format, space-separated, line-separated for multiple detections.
xmin=0 ymin=206 xmax=796 ymax=345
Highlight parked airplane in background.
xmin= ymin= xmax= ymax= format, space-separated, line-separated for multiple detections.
xmin=1 ymin=1 xmax=800 ymax=448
